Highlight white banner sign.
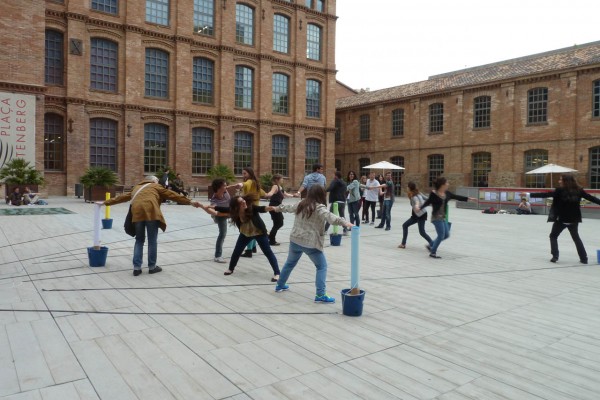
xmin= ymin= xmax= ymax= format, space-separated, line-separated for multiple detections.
xmin=0 ymin=92 xmax=36 ymax=168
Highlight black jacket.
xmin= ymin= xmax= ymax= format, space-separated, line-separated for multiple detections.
xmin=326 ymin=178 xmax=347 ymax=203
xmin=215 ymin=205 xmax=269 ymax=235
xmin=530 ymin=187 xmax=600 ymax=223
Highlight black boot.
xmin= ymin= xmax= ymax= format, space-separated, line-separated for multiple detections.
xmin=252 ymin=246 xmax=257 ymax=253
xmin=240 ymin=250 xmax=252 ymax=258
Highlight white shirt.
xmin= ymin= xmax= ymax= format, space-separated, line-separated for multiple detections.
xmin=364 ymin=179 xmax=380 ymax=202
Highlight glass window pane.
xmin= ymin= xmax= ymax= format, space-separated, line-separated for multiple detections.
xmin=472 ymin=152 xmax=491 ymax=186
xmin=235 ymin=66 xmax=253 ymax=109
xmin=90 ymin=38 xmax=118 ymax=92
xmin=45 ymin=30 xmax=64 ymax=85
xmin=272 ymin=135 xmax=289 ymax=176
xmin=272 ymin=73 xmax=289 ymax=114
xmin=192 ymin=127 xmax=213 ymax=174
xmin=524 ymin=149 xmax=548 ymax=188
xmin=236 ymin=4 xmax=254 ymax=45
xmin=193 ymin=0 xmax=214 ymax=35
xmin=90 ymin=118 xmax=117 ymax=171
xmin=146 ymin=0 xmax=169 ymax=25
xmin=234 ymin=132 xmax=253 ymax=175
xmin=306 ymin=24 xmax=321 ymax=61
xmin=305 ymin=139 xmax=320 ymax=174
xmin=593 ymin=80 xmax=600 ymax=118
xmin=473 ymin=96 xmax=491 ymax=129
xmin=273 ymin=14 xmax=289 ymax=53
xmin=527 ymin=87 xmax=548 ymax=124
xmin=306 ymin=79 xmax=320 ymax=118
xmin=390 ymin=156 xmax=404 ymax=195
xmin=144 ymin=123 xmax=168 ymax=173
xmin=193 ymin=57 xmax=214 ymax=104
xmin=429 ymin=103 xmax=443 ymax=133
xmin=590 ymin=146 xmax=600 ymax=189
xmin=391 ymin=108 xmax=404 ymax=137
xmin=44 ymin=113 xmax=64 ymax=171
xmin=359 ymin=114 xmax=370 ymax=140
xmin=91 ymin=0 xmax=118 ymax=14
xmin=428 ymin=154 xmax=444 ymax=187
xmin=145 ymin=48 xmax=169 ymax=98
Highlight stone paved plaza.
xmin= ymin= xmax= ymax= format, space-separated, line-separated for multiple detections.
xmin=1 ymin=195 xmax=600 ymax=399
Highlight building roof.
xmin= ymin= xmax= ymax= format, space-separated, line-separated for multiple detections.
xmin=336 ymin=40 xmax=600 ymax=110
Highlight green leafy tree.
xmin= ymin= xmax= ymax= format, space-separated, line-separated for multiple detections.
xmin=206 ymin=164 xmax=236 ymax=184
xmin=79 ymin=166 xmax=119 ymax=188
xmin=0 ymin=158 xmax=45 ymax=185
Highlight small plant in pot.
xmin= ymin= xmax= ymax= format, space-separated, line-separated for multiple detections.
xmin=79 ymin=166 xmax=119 ymax=202
xmin=0 ymin=158 xmax=45 ymax=199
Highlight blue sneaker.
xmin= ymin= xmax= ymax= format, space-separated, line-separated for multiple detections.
xmin=275 ymin=284 xmax=289 ymax=292
xmin=314 ymin=294 xmax=335 ymax=303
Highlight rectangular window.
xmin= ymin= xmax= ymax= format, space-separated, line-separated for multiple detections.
xmin=90 ymin=119 xmax=117 ymax=171
xmin=146 ymin=0 xmax=169 ymax=25
xmin=590 ymin=147 xmax=600 ymax=189
xmin=145 ymin=48 xmax=169 ymax=98
xmin=91 ymin=0 xmax=118 ymax=14
xmin=524 ymin=150 xmax=548 ymax=188
xmin=236 ymin=4 xmax=254 ymax=45
xmin=527 ymin=87 xmax=548 ymax=124
xmin=359 ymin=114 xmax=370 ymax=140
xmin=390 ymin=156 xmax=404 ymax=195
xmin=272 ymin=73 xmax=289 ymax=114
xmin=44 ymin=114 xmax=64 ymax=171
xmin=273 ymin=14 xmax=290 ymax=53
xmin=306 ymin=24 xmax=321 ymax=61
xmin=192 ymin=57 xmax=214 ymax=104
xmin=316 ymin=0 xmax=324 ymax=12
xmin=194 ymin=0 xmax=214 ymax=35
xmin=306 ymin=80 xmax=321 ymax=118
xmin=90 ymin=38 xmax=118 ymax=92
xmin=359 ymin=158 xmax=370 ymax=178
xmin=305 ymin=0 xmax=312 ymax=7
xmin=305 ymin=139 xmax=320 ymax=174
xmin=235 ymin=66 xmax=253 ymax=109
xmin=472 ymin=152 xmax=491 ymax=187
xmin=45 ymin=30 xmax=64 ymax=85
xmin=144 ymin=123 xmax=168 ymax=173
xmin=593 ymin=80 xmax=600 ymax=118
xmin=429 ymin=103 xmax=444 ymax=133
xmin=335 ymin=117 xmax=341 ymax=144
xmin=391 ymin=108 xmax=404 ymax=137
xmin=192 ymin=128 xmax=213 ymax=174
xmin=272 ymin=135 xmax=289 ymax=176
xmin=473 ymin=96 xmax=491 ymax=129
xmin=234 ymin=132 xmax=253 ymax=175
xmin=428 ymin=155 xmax=444 ymax=188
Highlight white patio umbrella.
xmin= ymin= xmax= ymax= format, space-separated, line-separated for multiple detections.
xmin=525 ymin=163 xmax=577 ymax=187
xmin=364 ymin=160 xmax=405 ymax=172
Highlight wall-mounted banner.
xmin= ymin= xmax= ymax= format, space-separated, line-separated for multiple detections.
xmin=0 ymin=92 xmax=36 ymax=168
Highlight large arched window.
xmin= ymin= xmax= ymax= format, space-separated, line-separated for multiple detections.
xmin=306 ymin=24 xmax=321 ymax=61
xmin=527 ymin=87 xmax=548 ymax=124
xmin=473 ymin=96 xmax=491 ymax=129
xmin=472 ymin=152 xmax=491 ymax=187
xmin=193 ymin=0 xmax=214 ymax=36
xmin=235 ymin=3 xmax=254 ymax=45
xmin=272 ymin=135 xmax=289 ymax=176
xmin=390 ymin=156 xmax=404 ymax=195
xmin=44 ymin=113 xmax=64 ymax=171
xmin=428 ymin=154 xmax=444 ymax=188
xmin=273 ymin=14 xmax=290 ymax=53
xmin=272 ymin=73 xmax=289 ymax=114
xmin=144 ymin=123 xmax=168 ymax=173
xmin=45 ymin=29 xmax=64 ymax=85
xmin=305 ymin=139 xmax=321 ymax=174
xmin=146 ymin=0 xmax=169 ymax=25
xmin=524 ymin=149 xmax=548 ymax=188
xmin=590 ymin=146 xmax=600 ymax=189
xmin=90 ymin=38 xmax=118 ymax=92
xmin=429 ymin=103 xmax=444 ymax=133
xmin=306 ymin=79 xmax=321 ymax=118
xmin=90 ymin=118 xmax=117 ymax=171
xmin=234 ymin=131 xmax=253 ymax=175
xmin=192 ymin=127 xmax=213 ymax=174
xmin=145 ymin=48 xmax=169 ymax=98
xmin=235 ymin=66 xmax=253 ymax=109
xmin=192 ymin=57 xmax=214 ymax=104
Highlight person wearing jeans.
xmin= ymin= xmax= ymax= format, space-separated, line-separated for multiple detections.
xmin=346 ymin=171 xmax=362 ymax=226
xmin=100 ymin=175 xmax=201 ymax=276
xmin=207 ymin=179 xmax=233 ymax=263
xmin=399 ymin=182 xmax=433 ymax=249
xmin=375 ymin=172 xmax=395 ymax=230
xmin=417 ymin=177 xmax=475 ymax=259
xmin=272 ymin=185 xmax=353 ymax=303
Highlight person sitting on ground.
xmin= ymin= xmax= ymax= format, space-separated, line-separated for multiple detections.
xmin=170 ymin=173 xmax=189 ymax=197
xmin=22 ymin=187 xmax=39 ymax=205
xmin=516 ymin=197 xmax=531 ymax=214
xmin=9 ymin=187 xmax=22 ymax=206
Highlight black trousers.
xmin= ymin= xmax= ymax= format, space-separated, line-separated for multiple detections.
xmin=269 ymin=211 xmax=284 ymax=243
xmin=549 ymin=221 xmax=587 ymax=261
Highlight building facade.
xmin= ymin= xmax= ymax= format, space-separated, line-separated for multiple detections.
xmin=336 ymin=42 xmax=600 ymax=191
xmin=0 ymin=0 xmax=337 ymax=195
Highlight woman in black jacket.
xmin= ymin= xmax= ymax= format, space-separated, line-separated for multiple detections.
xmin=220 ymin=194 xmax=280 ymax=280
xmin=530 ymin=174 xmax=600 ymax=264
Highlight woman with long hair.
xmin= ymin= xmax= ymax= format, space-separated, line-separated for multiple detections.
xmin=240 ymin=167 xmax=267 ymax=257
xmin=346 ymin=171 xmax=362 ymax=226
xmin=220 ymin=193 xmax=280 ymax=281
xmin=417 ymin=177 xmax=476 ymax=258
xmin=272 ymin=185 xmax=353 ymax=303
xmin=399 ymin=181 xmax=433 ymax=249
xmin=530 ymin=174 xmax=600 ymax=264
xmin=265 ymin=174 xmax=295 ymax=245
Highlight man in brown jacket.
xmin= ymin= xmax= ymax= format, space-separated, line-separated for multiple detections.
xmin=99 ymin=176 xmax=201 ymax=276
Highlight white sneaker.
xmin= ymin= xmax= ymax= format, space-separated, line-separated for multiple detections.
xmin=214 ymin=257 xmax=227 ymax=263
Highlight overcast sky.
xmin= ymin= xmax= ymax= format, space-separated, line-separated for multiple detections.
xmin=335 ymin=0 xmax=599 ymax=91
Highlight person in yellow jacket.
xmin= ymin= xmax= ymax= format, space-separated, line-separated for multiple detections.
xmin=98 ymin=175 xmax=201 ymax=276
xmin=238 ymin=167 xmax=268 ymax=257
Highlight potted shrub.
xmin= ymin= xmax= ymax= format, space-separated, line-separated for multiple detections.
xmin=206 ymin=164 xmax=237 ymax=199
xmin=0 ymin=158 xmax=45 ymax=198
xmin=79 ymin=166 xmax=119 ymax=202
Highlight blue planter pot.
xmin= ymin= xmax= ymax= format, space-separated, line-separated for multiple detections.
xmin=341 ymin=289 xmax=365 ymax=317
xmin=87 ymin=246 xmax=108 ymax=267
xmin=101 ymin=218 xmax=113 ymax=229
xmin=330 ymin=234 xmax=342 ymax=246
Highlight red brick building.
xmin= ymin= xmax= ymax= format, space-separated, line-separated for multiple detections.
xmin=336 ymin=42 xmax=600 ymax=190
xmin=0 ymin=0 xmax=337 ymax=195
